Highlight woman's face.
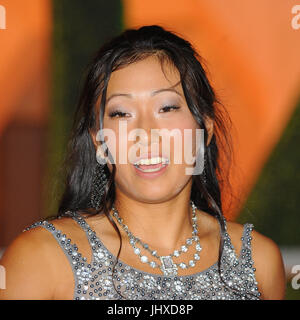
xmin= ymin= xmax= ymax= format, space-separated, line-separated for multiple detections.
xmin=95 ymin=55 xmax=207 ymax=203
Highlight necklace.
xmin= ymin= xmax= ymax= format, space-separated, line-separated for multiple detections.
xmin=111 ymin=200 xmax=202 ymax=276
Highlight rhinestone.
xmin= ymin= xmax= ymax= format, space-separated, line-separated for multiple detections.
xmin=189 ymin=260 xmax=195 ymax=267
xmin=173 ymin=250 xmax=180 ymax=257
xmin=196 ymin=244 xmax=202 ymax=251
xmin=186 ymin=238 xmax=193 ymax=245
xmin=140 ymin=256 xmax=148 ymax=263
xmin=134 ymin=248 xmax=140 ymax=255
xmin=194 ymin=253 xmax=200 ymax=260
xmin=179 ymin=263 xmax=187 ymax=269
xmin=97 ymin=252 xmax=104 ymax=259
xmin=161 ymin=256 xmax=175 ymax=270
xmin=129 ymin=239 xmax=136 ymax=245
xmin=181 ymin=245 xmax=188 ymax=252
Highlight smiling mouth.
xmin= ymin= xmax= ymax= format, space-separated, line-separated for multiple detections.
xmin=133 ymin=157 xmax=170 ymax=173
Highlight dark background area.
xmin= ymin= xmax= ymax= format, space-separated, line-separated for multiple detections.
xmin=43 ymin=0 xmax=123 ymax=218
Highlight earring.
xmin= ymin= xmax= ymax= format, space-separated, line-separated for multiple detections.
xmin=202 ymin=152 xmax=207 ymax=185
xmin=89 ymin=162 xmax=108 ymax=210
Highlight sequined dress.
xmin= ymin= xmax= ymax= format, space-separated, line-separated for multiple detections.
xmin=23 ymin=211 xmax=262 ymax=300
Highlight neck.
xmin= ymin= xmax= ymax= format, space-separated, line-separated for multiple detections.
xmin=110 ymin=192 xmax=196 ymax=254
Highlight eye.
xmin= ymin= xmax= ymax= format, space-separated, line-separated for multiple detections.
xmin=159 ymin=105 xmax=180 ymax=113
xmin=108 ymin=110 xmax=129 ymax=118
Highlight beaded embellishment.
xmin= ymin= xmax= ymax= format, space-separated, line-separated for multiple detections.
xmin=23 ymin=212 xmax=262 ymax=300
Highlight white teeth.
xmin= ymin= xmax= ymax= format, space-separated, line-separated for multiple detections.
xmin=134 ymin=157 xmax=169 ymax=166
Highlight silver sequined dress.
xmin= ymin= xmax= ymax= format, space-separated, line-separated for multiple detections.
xmin=23 ymin=211 xmax=262 ymax=300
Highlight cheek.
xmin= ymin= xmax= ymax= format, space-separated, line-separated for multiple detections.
xmin=104 ymin=126 xmax=131 ymax=177
xmin=101 ymin=121 xmax=126 ymax=164
xmin=166 ymin=120 xmax=199 ymax=164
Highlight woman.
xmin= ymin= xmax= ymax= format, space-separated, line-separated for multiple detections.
xmin=0 ymin=25 xmax=286 ymax=300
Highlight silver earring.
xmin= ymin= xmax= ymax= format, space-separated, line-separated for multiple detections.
xmin=89 ymin=162 xmax=108 ymax=210
xmin=202 ymin=153 xmax=207 ymax=185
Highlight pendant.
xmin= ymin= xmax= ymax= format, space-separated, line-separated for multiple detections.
xmin=160 ymin=256 xmax=178 ymax=276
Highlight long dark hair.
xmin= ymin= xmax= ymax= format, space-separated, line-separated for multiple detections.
xmin=56 ymin=25 xmax=248 ymax=299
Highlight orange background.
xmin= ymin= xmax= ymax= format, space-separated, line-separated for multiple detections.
xmin=0 ymin=0 xmax=52 ymax=245
xmin=0 ymin=0 xmax=52 ymax=133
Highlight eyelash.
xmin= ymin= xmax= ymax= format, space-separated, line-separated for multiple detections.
xmin=108 ymin=105 xmax=180 ymax=118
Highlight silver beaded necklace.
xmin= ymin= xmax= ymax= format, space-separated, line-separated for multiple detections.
xmin=111 ymin=200 xmax=202 ymax=276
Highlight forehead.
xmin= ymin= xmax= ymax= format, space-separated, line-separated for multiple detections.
xmin=106 ymin=55 xmax=182 ymax=95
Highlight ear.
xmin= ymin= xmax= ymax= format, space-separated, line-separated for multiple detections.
xmin=89 ymin=128 xmax=98 ymax=150
xmin=89 ymin=128 xmax=108 ymax=162
xmin=204 ymin=117 xmax=214 ymax=147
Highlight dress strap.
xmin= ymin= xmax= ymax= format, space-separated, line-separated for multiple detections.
xmin=217 ymin=218 xmax=255 ymax=264
xmin=67 ymin=211 xmax=106 ymax=264
xmin=239 ymin=223 xmax=255 ymax=267
xmin=22 ymin=216 xmax=86 ymax=265
xmin=64 ymin=211 xmax=99 ymax=248
xmin=22 ymin=214 xmax=95 ymax=299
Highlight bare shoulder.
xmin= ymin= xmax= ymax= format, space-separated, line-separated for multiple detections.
xmin=0 ymin=222 xmax=60 ymax=299
xmin=250 ymin=226 xmax=286 ymax=299
xmin=0 ymin=215 xmax=81 ymax=300
xmin=226 ymin=220 xmax=286 ymax=300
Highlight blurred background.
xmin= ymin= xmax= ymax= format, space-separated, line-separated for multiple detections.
xmin=0 ymin=0 xmax=299 ymax=299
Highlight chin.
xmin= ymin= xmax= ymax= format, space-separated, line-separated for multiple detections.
xmin=135 ymin=195 xmax=174 ymax=205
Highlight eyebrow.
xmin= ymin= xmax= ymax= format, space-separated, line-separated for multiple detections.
xmin=106 ymin=87 xmax=183 ymax=104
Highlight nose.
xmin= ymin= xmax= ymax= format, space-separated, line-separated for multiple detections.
xmin=134 ymin=113 xmax=162 ymax=151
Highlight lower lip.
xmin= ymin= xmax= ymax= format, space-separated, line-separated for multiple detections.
xmin=133 ymin=162 xmax=169 ymax=179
